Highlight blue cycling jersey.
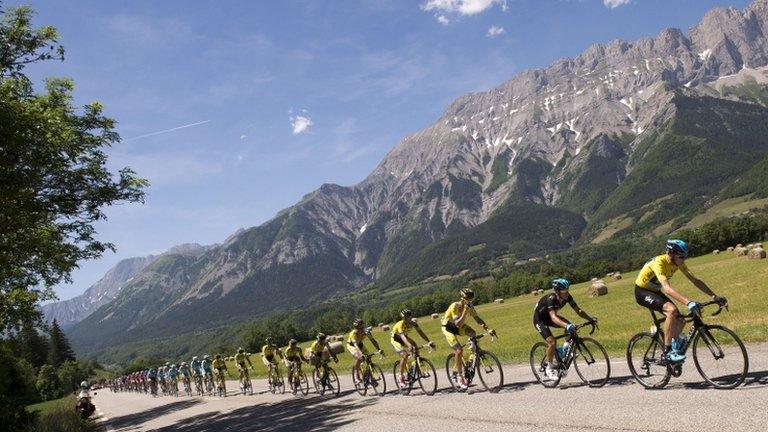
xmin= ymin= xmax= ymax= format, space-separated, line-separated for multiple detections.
xmin=190 ymin=359 xmax=202 ymax=374
xmin=201 ymin=360 xmax=212 ymax=372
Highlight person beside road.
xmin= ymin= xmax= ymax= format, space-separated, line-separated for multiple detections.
xmin=347 ymin=319 xmax=384 ymax=384
xmin=391 ymin=309 xmax=436 ymax=387
xmin=442 ymin=288 xmax=496 ymax=389
xmin=533 ymin=278 xmax=596 ymax=381
xmin=634 ymin=239 xmax=727 ymax=363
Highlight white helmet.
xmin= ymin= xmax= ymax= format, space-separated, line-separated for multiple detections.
xmin=80 ymin=381 xmax=88 ymax=388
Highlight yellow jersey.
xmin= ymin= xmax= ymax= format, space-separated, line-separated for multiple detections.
xmin=284 ymin=346 xmax=303 ymax=360
xmin=390 ymin=319 xmax=418 ymax=338
xmin=442 ymin=302 xmax=478 ymax=326
xmin=347 ymin=328 xmax=370 ymax=346
xmin=635 ymin=254 xmax=689 ymax=291
xmin=262 ymin=344 xmax=279 ymax=357
xmin=211 ymin=358 xmax=226 ymax=370
xmin=309 ymin=340 xmax=325 ymax=354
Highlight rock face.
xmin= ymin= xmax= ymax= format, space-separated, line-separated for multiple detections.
xmin=68 ymin=0 xmax=768 ymax=354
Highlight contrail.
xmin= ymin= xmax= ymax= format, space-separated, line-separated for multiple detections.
xmin=122 ymin=120 xmax=211 ymax=142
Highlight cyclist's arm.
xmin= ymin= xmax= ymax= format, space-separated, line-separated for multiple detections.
xmin=324 ymin=342 xmax=338 ymax=361
xmin=660 ymin=279 xmax=690 ymax=304
xmin=471 ymin=309 xmax=489 ymax=330
xmin=415 ymin=327 xmax=431 ymax=344
xmin=680 ymin=267 xmax=717 ymax=298
xmin=369 ymin=336 xmax=382 ymax=351
xmin=397 ymin=332 xmax=414 ymax=350
xmin=548 ymin=310 xmax=570 ymax=329
xmin=570 ymin=303 xmax=593 ymax=321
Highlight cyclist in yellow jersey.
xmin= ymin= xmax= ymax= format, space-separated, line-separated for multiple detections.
xmin=347 ymin=319 xmax=384 ymax=384
xmin=634 ymin=240 xmax=727 ymax=363
xmin=261 ymin=337 xmax=284 ymax=374
xmin=283 ymin=339 xmax=308 ymax=385
xmin=233 ymin=347 xmax=253 ymax=387
xmin=391 ymin=309 xmax=435 ymax=386
xmin=309 ymin=333 xmax=338 ymax=381
xmin=211 ymin=354 xmax=227 ymax=388
xmin=442 ymin=288 xmax=496 ymax=389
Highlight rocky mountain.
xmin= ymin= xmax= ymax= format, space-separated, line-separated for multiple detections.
xmin=68 ymin=0 xmax=768 ymax=353
xmin=43 ymin=243 xmax=210 ymax=328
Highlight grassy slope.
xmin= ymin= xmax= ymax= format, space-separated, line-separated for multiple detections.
xmin=222 ymin=251 xmax=768 ymax=379
xmin=27 ymin=395 xmax=74 ymax=415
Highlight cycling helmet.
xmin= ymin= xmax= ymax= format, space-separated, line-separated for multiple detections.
xmin=552 ymin=278 xmax=571 ymax=291
xmin=289 ymin=339 xmax=297 ymax=346
xmin=353 ymin=318 xmax=364 ymax=328
xmin=181 ymin=362 xmax=187 ymax=366
xmin=317 ymin=333 xmax=326 ymax=341
xmin=400 ymin=309 xmax=413 ymax=318
xmin=170 ymin=364 xmax=176 ymax=368
xmin=203 ymin=355 xmax=211 ymax=360
xmin=165 ymin=362 xmax=170 ymax=366
xmin=192 ymin=356 xmax=198 ymax=361
xmin=238 ymin=347 xmax=244 ymax=353
xmin=460 ymin=288 xmax=475 ymax=300
xmin=666 ymin=239 xmax=689 ymax=258
xmin=265 ymin=337 xmax=273 ymax=344
xmin=80 ymin=381 xmax=88 ymax=388
xmin=215 ymin=354 xmax=221 ymax=359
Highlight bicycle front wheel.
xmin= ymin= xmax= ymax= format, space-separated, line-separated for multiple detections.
xmin=529 ymin=342 xmax=560 ymax=388
xmin=416 ymin=357 xmax=438 ymax=396
xmin=692 ymin=325 xmax=749 ymax=389
xmin=573 ymin=337 xmax=611 ymax=388
xmin=276 ymin=369 xmax=286 ymax=395
xmin=353 ymin=364 xmax=367 ymax=396
xmin=477 ymin=351 xmax=504 ymax=393
xmin=298 ymin=371 xmax=310 ymax=396
xmin=627 ymin=332 xmax=670 ymax=389
xmin=444 ymin=354 xmax=465 ymax=392
xmin=326 ymin=367 xmax=340 ymax=396
xmin=369 ymin=364 xmax=386 ymax=396
xmin=393 ymin=361 xmax=411 ymax=395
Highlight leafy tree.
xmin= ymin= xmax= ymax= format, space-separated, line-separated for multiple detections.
xmin=57 ymin=360 xmax=90 ymax=394
xmin=0 ymin=5 xmax=147 ymax=332
xmin=17 ymin=320 xmax=49 ymax=369
xmin=0 ymin=343 xmax=36 ymax=430
xmin=35 ymin=364 xmax=63 ymax=401
xmin=47 ymin=319 xmax=74 ymax=367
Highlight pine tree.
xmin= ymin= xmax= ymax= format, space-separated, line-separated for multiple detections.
xmin=47 ymin=319 xmax=75 ymax=366
xmin=18 ymin=320 xmax=49 ymax=369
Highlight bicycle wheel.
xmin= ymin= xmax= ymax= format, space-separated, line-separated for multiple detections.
xmin=477 ymin=351 xmax=504 ymax=393
xmin=444 ymin=354 xmax=465 ymax=392
xmin=529 ymin=342 xmax=560 ymax=388
xmin=353 ymin=364 xmax=367 ymax=396
xmin=573 ymin=337 xmax=611 ymax=388
xmin=392 ymin=361 xmax=411 ymax=395
xmin=692 ymin=325 xmax=749 ymax=389
xmin=269 ymin=371 xmax=277 ymax=394
xmin=312 ymin=369 xmax=322 ymax=394
xmin=626 ymin=332 xmax=670 ymax=389
xmin=416 ymin=357 xmax=438 ymax=396
xmin=325 ymin=367 xmax=340 ymax=396
xmin=369 ymin=364 xmax=386 ymax=396
xmin=298 ymin=371 xmax=310 ymax=396
xmin=276 ymin=369 xmax=286 ymax=395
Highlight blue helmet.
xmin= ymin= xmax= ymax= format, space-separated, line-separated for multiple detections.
xmin=666 ymin=239 xmax=689 ymax=258
xmin=552 ymin=278 xmax=570 ymax=291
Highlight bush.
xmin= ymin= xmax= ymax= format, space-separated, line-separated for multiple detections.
xmin=27 ymin=396 xmax=101 ymax=432
xmin=0 ymin=343 xmax=37 ymax=430
xmin=57 ymin=361 xmax=91 ymax=394
xmin=36 ymin=365 xmax=63 ymax=401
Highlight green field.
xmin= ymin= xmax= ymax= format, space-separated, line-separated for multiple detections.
xmin=221 ymin=251 xmax=768 ymax=380
xmin=27 ymin=395 xmax=75 ymax=415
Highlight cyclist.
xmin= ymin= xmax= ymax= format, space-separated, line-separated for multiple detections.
xmin=190 ymin=356 xmax=202 ymax=389
xmin=179 ymin=362 xmax=192 ymax=392
xmin=533 ymin=278 xmax=596 ymax=380
xmin=212 ymin=354 xmax=228 ymax=392
xmin=442 ymin=288 xmax=496 ymax=389
xmin=167 ymin=364 xmax=179 ymax=394
xmin=309 ymin=333 xmax=338 ymax=380
xmin=635 ymin=239 xmax=727 ymax=363
xmin=284 ymin=339 xmax=309 ymax=387
xmin=201 ymin=355 xmax=214 ymax=392
xmin=157 ymin=365 xmax=166 ymax=395
xmin=261 ymin=337 xmax=284 ymax=384
xmin=147 ymin=367 xmax=158 ymax=395
xmin=234 ymin=347 xmax=254 ymax=390
xmin=391 ymin=309 xmax=436 ymax=386
xmin=347 ymin=319 xmax=384 ymax=384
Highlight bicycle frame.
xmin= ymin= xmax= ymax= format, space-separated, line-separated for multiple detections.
xmin=646 ymin=301 xmax=726 ymax=362
xmin=550 ymin=322 xmax=598 ymax=371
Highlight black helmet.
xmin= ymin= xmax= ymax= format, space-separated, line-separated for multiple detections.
xmin=353 ymin=318 xmax=364 ymax=328
xmin=400 ymin=309 xmax=413 ymax=318
xmin=317 ymin=333 xmax=326 ymax=341
xmin=238 ymin=347 xmax=244 ymax=353
xmin=289 ymin=339 xmax=297 ymax=346
xmin=460 ymin=288 xmax=475 ymax=299
xmin=265 ymin=336 xmax=273 ymax=344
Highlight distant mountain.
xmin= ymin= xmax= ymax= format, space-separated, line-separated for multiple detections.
xmin=43 ymin=244 xmax=211 ymax=328
xmin=68 ymin=0 xmax=768 ymax=354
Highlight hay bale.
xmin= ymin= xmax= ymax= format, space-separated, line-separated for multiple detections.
xmin=587 ymin=280 xmax=608 ymax=298
xmin=377 ymin=322 xmax=384 ymax=328
xmin=494 ymin=298 xmax=505 ymax=304
xmin=612 ymin=272 xmax=622 ymax=280
xmin=712 ymin=249 xmax=720 ymax=255
xmin=381 ymin=324 xmax=390 ymax=331
xmin=431 ymin=313 xmax=439 ymax=319
xmin=734 ymin=246 xmax=748 ymax=257
xmin=605 ymin=272 xmax=614 ymax=278
xmin=736 ymin=244 xmax=743 ymax=248
xmin=748 ymin=247 xmax=766 ymax=259
xmin=536 ymin=289 xmax=544 ymax=295
xmin=727 ymin=246 xmax=734 ymax=252
xmin=327 ymin=341 xmax=344 ymax=355
xmin=747 ymin=243 xmax=754 ymax=249
xmin=591 ymin=277 xmax=598 ymax=282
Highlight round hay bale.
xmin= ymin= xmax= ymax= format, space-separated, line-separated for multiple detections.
xmin=727 ymin=246 xmax=734 ymax=252
xmin=605 ymin=272 xmax=614 ymax=278
xmin=591 ymin=277 xmax=598 ymax=282
xmin=587 ymin=281 xmax=608 ymax=298
xmin=747 ymin=244 xmax=754 ymax=249
xmin=536 ymin=289 xmax=544 ymax=295
xmin=755 ymin=243 xmax=764 ymax=248
xmin=712 ymin=249 xmax=720 ymax=255
xmin=327 ymin=341 xmax=344 ymax=356
xmin=380 ymin=324 xmax=391 ymax=331
xmin=494 ymin=298 xmax=505 ymax=304
xmin=431 ymin=313 xmax=439 ymax=319
xmin=734 ymin=246 xmax=748 ymax=257
xmin=612 ymin=272 xmax=622 ymax=280
xmin=748 ymin=247 xmax=766 ymax=260
xmin=736 ymin=244 xmax=743 ymax=248
xmin=377 ymin=323 xmax=385 ymax=328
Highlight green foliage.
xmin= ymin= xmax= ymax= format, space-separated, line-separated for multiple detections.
xmin=18 ymin=320 xmax=49 ymax=369
xmin=35 ymin=365 xmax=63 ymax=401
xmin=26 ymin=396 xmax=101 ymax=432
xmin=47 ymin=320 xmax=74 ymax=367
xmin=720 ymin=76 xmax=768 ymax=106
xmin=0 ymin=5 xmax=147 ymax=332
xmin=0 ymin=342 xmax=37 ymax=431
xmin=485 ymin=152 xmax=510 ymax=193
xmin=56 ymin=361 xmax=90 ymax=395
xmin=674 ymin=210 xmax=768 ymax=256
xmin=721 ymin=155 xmax=768 ymax=199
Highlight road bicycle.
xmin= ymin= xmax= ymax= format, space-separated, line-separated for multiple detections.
xmin=267 ymin=362 xmax=286 ymax=394
xmin=237 ymin=365 xmax=253 ymax=396
xmin=392 ymin=344 xmax=437 ymax=396
xmin=193 ymin=373 xmax=204 ymax=396
xmin=149 ymin=378 xmax=158 ymax=397
xmin=530 ymin=321 xmax=611 ymax=388
xmin=181 ymin=375 xmax=192 ymax=397
xmin=313 ymin=357 xmax=341 ymax=396
xmin=445 ymin=332 xmax=504 ymax=393
xmin=287 ymin=360 xmax=310 ymax=396
xmin=214 ymin=369 xmax=227 ymax=397
xmin=353 ymin=352 xmax=387 ymax=396
xmin=627 ymin=300 xmax=748 ymax=389
xmin=203 ymin=371 xmax=215 ymax=396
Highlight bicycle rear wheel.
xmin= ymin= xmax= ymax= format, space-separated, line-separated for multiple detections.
xmin=276 ymin=369 xmax=286 ymax=395
xmin=573 ymin=337 xmax=611 ymax=388
xmin=477 ymin=351 xmax=504 ymax=393
xmin=444 ymin=354 xmax=465 ymax=392
xmin=392 ymin=361 xmax=412 ymax=395
xmin=325 ymin=367 xmax=340 ymax=396
xmin=312 ymin=369 xmax=322 ymax=394
xmin=416 ymin=357 xmax=438 ymax=396
xmin=627 ymin=332 xmax=670 ymax=389
xmin=692 ymin=325 xmax=748 ymax=389
xmin=353 ymin=364 xmax=367 ymax=396
xmin=369 ymin=364 xmax=386 ymax=396
xmin=529 ymin=342 xmax=560 ymax=388
xmin=298 ymin=371 xmax=309 ymax=395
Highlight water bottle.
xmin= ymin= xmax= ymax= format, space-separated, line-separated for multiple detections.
xmin=562 ymin=341 xmax=571 ymax=357
xmin=677 ymin=334 xmax=688 ymax=352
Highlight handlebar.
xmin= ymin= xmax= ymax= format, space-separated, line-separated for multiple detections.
xmin=680 ymin=299 xmax=728 ymax=319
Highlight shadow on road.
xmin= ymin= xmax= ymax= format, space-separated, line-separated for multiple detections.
xmin=151 ymin=395 xmax=376 ymax=432
xmin=678 ymin=368 xmax=768 ymax=390
xmin=104 ymin=399 xmax=202 ymax=430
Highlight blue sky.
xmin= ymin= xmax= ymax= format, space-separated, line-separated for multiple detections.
xmin=19 ymin=0 xmax=750 ymax=301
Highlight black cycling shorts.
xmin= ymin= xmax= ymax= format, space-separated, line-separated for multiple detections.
xmin=533 ymin=314 xmax=555 ymax=340
xmin=444 ymin=321 xmax=461 ymax=335
xmin=265 ymin=354 xmax=274 ymax=363
xmin=635 ymin=286 xmax=674 ymax=313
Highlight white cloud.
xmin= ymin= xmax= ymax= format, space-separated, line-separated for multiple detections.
xmin=437 ymin=15 xmax=450 ymax=25
xmin=603 ymin=0 xmax=630 ymax=9
xmin=290 ymin=114 xmax=313 ymax=135
xmin=422 ymin=0 xmax=506 ymax=16
xmin=487 ymin=25 xmax=505 ymax=37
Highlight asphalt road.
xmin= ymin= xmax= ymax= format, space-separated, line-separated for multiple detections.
xmin=93 ymin=344 xmax=768 ymax=432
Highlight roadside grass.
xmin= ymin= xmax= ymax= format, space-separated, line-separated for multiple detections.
xmin=225 ymin=252 xmax=768 ymax=380
xmin=27 ymin=395 xmax=72 ymax=415
xmin=26 ymin=395 xmax=103 ymax=432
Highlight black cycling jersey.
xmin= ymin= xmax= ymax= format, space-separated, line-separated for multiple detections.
xmin=533 ymin=292 xmax=579 ymax=322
